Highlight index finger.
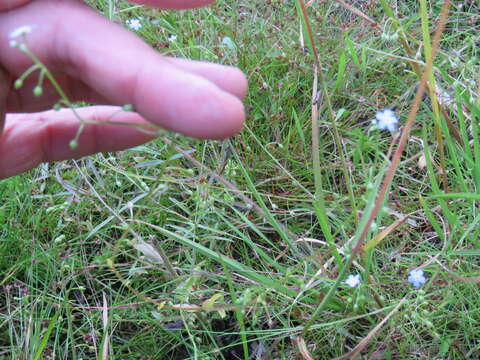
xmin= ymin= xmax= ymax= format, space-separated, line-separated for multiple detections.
xmin=0 ymin=0 xmax=31 ymax=11
xmin=1 ymin=1 xmax=246 ymax=139
xmin=127 ymin=0 xmax=214 ymax=9
xmin=0 ymin=0 xmax=214 ymax=11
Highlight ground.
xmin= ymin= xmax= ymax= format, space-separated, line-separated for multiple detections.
xmin=1 ymin=0 xmax=480 ymax=359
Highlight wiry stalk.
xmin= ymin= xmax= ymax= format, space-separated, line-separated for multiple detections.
xmin=297 ymin=0 xmax=358 ymax=236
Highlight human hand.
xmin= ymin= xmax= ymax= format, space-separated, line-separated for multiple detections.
xmin=0 ymin=0 xmax=247 ymax=178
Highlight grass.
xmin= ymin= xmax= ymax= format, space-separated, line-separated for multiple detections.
xmin=1 ymin=0 xmax=480 ymax=358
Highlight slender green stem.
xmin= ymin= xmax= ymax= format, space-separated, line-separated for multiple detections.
xmin=223 ymin=262 xmax=249 ymax=360
xmin=15 ymin=63 xmax=41 ymax=84
xmin=311 ymin=69 xmax=341 ymax=265
xmin=302 ymin=254 xmax=354 ymax=334
xmin=23 ymin=48 xmax=70 ymax=104
xmin=296 ymin=0 xmax=358 ymax=225
xmin=419 ymin=0 xmax=448 ymax=192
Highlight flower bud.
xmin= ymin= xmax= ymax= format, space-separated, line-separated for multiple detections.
xmin=122 ymin=104 xmax=134 ymax=111
xmin=14 ymin=79 xmax=23 ymax=89
xmin=69 ymin=139 xmax=78 ymax=149
xmin=33 ymin=85 xmax=43 ymax=97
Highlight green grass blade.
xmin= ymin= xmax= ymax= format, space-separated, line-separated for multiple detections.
xmin=229 ymin=142 xmax=300 ymax=255
xmin=33 ymin=310 xmax=60 ymax=360
xmin=136 ymin=220 xmax=297 ymax=298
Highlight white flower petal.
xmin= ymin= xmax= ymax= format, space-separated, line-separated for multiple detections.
xmin=375 ymin=108 xmax=399 ymax=132
xmin=9 ymin=25 xmax=35 ymax=39
xmin=345 ymin=274 xmax=361 ymax=288
xmin=127 ymin=19 xmax=142 ymax=31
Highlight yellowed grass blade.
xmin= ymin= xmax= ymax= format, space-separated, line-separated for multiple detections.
xmin=364 ymin=215 xmax=409 ymax=251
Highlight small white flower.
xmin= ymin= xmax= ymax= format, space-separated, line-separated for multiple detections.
xmin=408 ymin=269 xmax=426 ymax=288
xmin=127 ymin=19 xmax=142 ymax=31
xmin=9 ymin=25 xmax=35 ymax=39
xmin=168 ymin=34 xmax=177 ymax=42
xmin=381 ymin=32 xmax=399 ymax=41
xmin=345 ymin=274 xmax=361 ymax=288
xmin=375 ymin=108 xmax=399 ymax=132
xmin=133 ymin=240 xmax=163 ymax=264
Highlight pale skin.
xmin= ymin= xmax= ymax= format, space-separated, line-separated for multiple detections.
xmin=0 ymin=0 xmax=247 ymax=178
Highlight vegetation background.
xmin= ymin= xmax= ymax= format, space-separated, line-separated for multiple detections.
xmin=0 ymin=0 xmax=479 ymax=358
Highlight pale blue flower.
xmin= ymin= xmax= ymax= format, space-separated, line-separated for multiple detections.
xmin=345 ymin=274 xmax=361 ymax=288
xmin=375 ymin=108 xmax=399 ymax=132
xmin=408 ymin=269 xmax=426 ymax=288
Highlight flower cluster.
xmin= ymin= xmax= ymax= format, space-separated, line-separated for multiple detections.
xmin=9 ymin=24 xmax=35 ymax=48
xmin=344 ymin=269 xmax=427 ymax=290
xmin=10 ymin=24 xmax=35 ymax=39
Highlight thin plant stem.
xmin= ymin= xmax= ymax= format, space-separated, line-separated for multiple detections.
xmin=297 ymin=0 xmax=358 ymax=226
xmin=419 ymin=0 xmax=449 ymax=192
xmin=380 ymin=0 xmax=452 ymax=187
xmin=311 ymin=69 xmax=342 ymax=266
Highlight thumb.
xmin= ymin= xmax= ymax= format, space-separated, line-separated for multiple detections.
xmin=0 ymin=0 xmax=32 ymax=11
